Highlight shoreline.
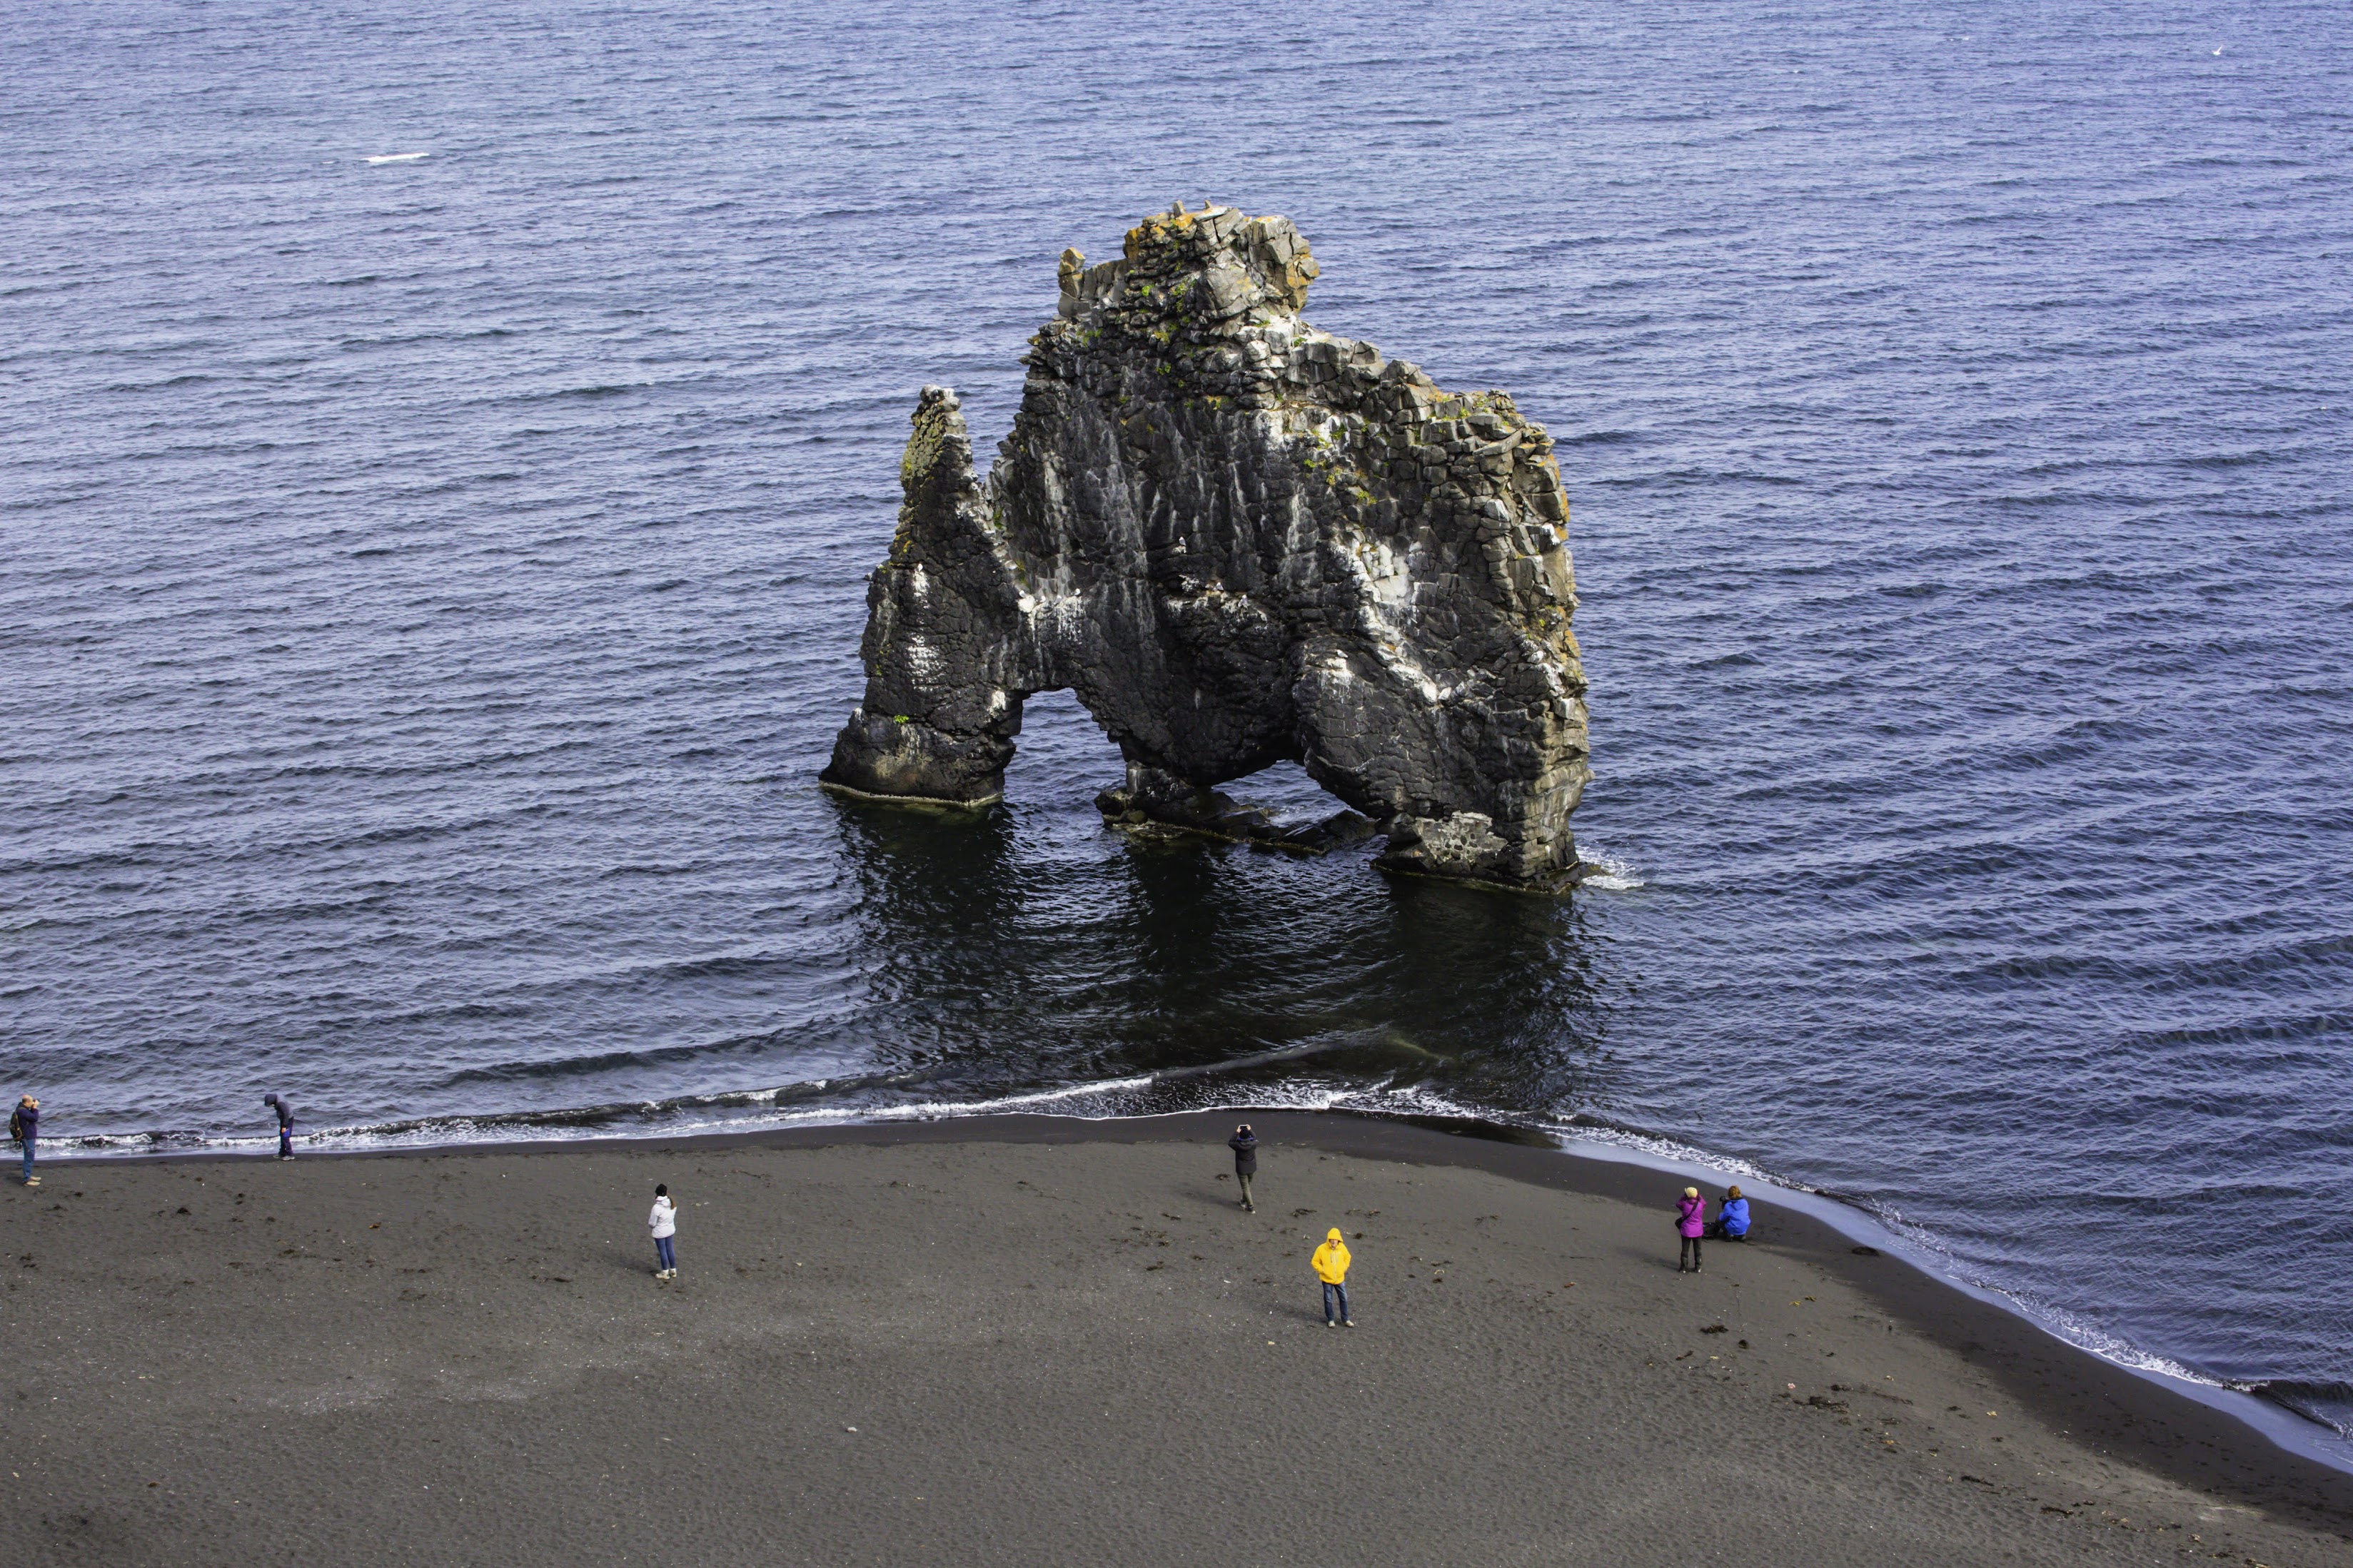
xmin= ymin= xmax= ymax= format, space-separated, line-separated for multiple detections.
xmin=9 ymin=1108 xmax=2352 ymax=1566
xmin=32 ymin=1104 xmax=2353 ymax=1507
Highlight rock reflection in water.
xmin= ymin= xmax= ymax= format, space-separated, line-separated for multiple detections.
xmin=827 ymin=745 xmax=1613 ymax=1117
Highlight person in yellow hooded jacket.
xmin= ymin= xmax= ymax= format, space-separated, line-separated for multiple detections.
xmin=1312 ymin=1228 xmax=1354 ymax=1327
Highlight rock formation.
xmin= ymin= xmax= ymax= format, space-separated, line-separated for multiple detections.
xmin=821 ymin=203 xmax=1591 ymax=891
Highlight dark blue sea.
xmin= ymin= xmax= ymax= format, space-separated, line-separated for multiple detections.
xmin=6 ymin=0 xmax=2351 ymax=1442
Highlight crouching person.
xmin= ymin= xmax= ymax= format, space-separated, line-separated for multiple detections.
xmin=1708 ymin=1185 xmax=1751 ymax=1242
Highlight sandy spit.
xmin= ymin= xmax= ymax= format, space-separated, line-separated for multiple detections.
xmin=3 ymin=1111 xmax=2347 ymax=1567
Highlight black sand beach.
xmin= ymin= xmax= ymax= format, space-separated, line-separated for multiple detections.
xmin=4 ymin=1112 xmax=2348 ymax=1567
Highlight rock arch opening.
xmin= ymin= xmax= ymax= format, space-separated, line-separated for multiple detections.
xmin=997 ymin=687 xmax=1127 ymax=809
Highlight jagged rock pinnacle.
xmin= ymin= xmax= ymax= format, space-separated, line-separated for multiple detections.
xmin=820 ymin=205 xmax=1591 ymax=891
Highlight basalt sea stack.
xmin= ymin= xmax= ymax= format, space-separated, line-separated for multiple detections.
xmin=822 ymin=204 xmax=1591 ymax=891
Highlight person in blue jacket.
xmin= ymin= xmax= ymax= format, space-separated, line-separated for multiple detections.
xmin=9 ymin=1096 xmax=36 ymax=1186
xmin=1708 ymin=1185 xmax=1750 ymax=1242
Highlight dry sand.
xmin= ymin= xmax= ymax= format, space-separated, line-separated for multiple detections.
xmin=4 ymin=1111 xmax=2348 ymax=1567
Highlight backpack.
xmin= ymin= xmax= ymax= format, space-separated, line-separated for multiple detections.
xmin=6 ymin=1109 xmax=20 ymax=1143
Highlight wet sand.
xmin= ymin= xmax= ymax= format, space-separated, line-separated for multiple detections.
xmin=4 ymin=1111 xmax=2349 ymax=1567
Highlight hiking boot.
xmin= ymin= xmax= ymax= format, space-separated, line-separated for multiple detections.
xmin=1344 ymin=1319 xmax=1356 ymax=1327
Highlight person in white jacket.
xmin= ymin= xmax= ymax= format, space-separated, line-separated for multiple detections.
xmin=648 ymin=1184 xmax=678 ymax=1279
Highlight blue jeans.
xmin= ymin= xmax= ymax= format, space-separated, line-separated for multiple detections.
xmin=655 ymin=1235 xmax=675 ymax=1271
xmin=278 ymin=1125 xmax=292 ymax=1157
xmin=18 ymin=1142 xmax=31 ymax=1182
xmin=1322 ymin=1281 xmax=1350 ymax=1323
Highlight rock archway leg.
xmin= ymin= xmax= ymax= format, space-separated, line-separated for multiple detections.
xmin=819 ymin=388 xmax=1033 ymax=807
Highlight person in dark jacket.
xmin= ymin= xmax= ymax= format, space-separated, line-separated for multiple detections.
xmin=263 ymin=1093 xmax=293 ymax=1159
xmin=1227 ymin=1123 xmax=1259 ymax=1213
xmin=1708 ymin=1185 xmax=1751 ymax=1242
xmin=9 ymin=1096 xmax=36 ymax=1186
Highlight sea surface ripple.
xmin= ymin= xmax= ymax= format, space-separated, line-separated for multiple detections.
xmin=4 ymin=1 xmax=2350 ymax=1435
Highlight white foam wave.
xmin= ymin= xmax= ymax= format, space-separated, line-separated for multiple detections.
xmin=363 ymin=152 xmax=430 ymax=164
xmin=1858 ymin=1203 xmax=2234 ymax=1389
xmin=1545 ymin=1118 xmax=1778 ymax=1179
xmin=1577 ymin=845 xmax=1645 ymax=891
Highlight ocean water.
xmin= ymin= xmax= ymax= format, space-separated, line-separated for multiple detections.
xmin=6 ymin=1 xmax=2351 ymax=1437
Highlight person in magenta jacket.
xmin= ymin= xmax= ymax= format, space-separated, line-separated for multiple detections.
xmin=1676 ymin=1185 xmax=1707 ymax=1274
